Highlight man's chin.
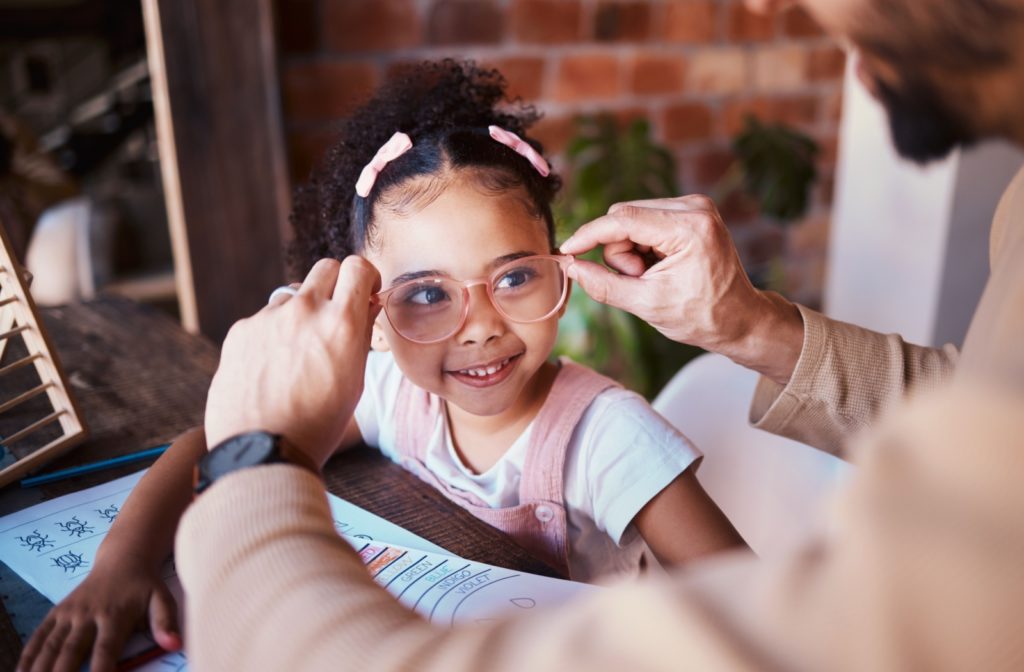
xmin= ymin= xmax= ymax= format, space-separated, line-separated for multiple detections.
xmin=877 ymin=79 xmax=978 ymax=165
xmin=889 ymin=127 xmax=966 ymax=165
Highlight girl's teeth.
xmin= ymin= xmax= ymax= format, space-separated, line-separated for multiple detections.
xmin=461 ymin=357 xmax=510 ymax=377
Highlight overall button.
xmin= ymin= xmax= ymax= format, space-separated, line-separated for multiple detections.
xmin=535 ymin=505 xmax=554 ymax=523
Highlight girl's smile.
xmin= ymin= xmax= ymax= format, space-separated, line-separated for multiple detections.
xmin=446 ymin=352 xmax=524 ymax=388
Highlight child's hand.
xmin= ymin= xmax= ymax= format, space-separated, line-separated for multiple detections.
xmin=17 ymin=561 xmax=181 ymax=672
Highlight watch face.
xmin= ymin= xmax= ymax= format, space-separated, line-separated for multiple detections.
xmin=205 ymin=432 xmax=276 ymax=476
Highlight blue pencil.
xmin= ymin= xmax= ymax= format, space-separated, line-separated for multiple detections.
xmin=20 ymin=444 xmax=171 ymax=488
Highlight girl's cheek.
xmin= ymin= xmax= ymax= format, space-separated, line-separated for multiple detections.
xmin=519 ymin=321 xmax=560 ymax=359
xmin=391 ymin=341 xmax=448 ymax=386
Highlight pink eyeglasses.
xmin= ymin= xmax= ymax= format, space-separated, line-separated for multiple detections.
xmin=373 ymin=254 xmax=572 ymax=344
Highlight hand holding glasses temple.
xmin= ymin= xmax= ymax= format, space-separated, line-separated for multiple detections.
xmin=372 ymin=254 xmax=573 ymax=343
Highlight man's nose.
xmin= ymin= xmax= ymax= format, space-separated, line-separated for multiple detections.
xmin=744 ymin=0 xmax=797 ymax=15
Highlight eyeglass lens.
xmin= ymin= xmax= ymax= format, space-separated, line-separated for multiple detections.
xmin=385 ymin=257 xmax=565 ymax=343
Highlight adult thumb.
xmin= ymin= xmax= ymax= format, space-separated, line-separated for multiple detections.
xmin=567 ymin=259 xmax=642 ymax=313
xmin=334 ymin=255 xmax=383 ymax=324
xmin=148 ymin=584 xmax=182 ymax=652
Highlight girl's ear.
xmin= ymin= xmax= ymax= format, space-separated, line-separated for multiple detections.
xmin=371 ymin=318 xmax=391 ymax=352
xmin=557 ymin=279 xmax=573 ymax=318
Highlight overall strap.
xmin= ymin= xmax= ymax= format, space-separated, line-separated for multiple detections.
xmin=394 ymin=376 xmax=443 ymax=463
xmin=519 ymin=358 xmax=621 ymax=504
xmin=393 ymin=377 xmax=495 ymax=508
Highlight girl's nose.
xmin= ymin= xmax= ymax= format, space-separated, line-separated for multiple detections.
xmin=455 ymin=284 xmax=507 ymax=346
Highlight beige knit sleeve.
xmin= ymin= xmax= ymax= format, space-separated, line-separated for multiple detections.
xmin=748 ymin=304 xmax=958 ymax=455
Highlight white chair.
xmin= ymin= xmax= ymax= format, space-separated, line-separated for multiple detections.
xmin=654 ymin=353 xmax=850 ymax=558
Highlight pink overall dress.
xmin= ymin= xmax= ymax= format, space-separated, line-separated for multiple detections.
xmin=393 ymin=358 xmax=620 ymax=578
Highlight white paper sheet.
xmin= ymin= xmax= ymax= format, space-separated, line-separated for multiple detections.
xmin=347 ymin=536 xmax=589 ymax=627
xmin=0 ymin=469 xmax=592 ymax=670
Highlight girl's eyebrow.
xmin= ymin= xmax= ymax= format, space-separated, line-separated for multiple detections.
xmin=488 ymin=250 xmax=537 ymax=269
xmin=388 ymin=251 xmax=540 ymax=288
xmin=389 ymin=269 xmax=449 ymax=288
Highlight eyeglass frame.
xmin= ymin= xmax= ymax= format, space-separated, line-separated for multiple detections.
xmin=371 ymin=254 xmax=574 ymax=344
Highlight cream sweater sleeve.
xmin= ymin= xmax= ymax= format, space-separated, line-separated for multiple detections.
xmin=748 ymin=304 xmax=958 ymax=455
xmin=176 ymin=381 xmax=1024 ymax=672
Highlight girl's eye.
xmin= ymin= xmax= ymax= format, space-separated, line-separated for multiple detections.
xmin=401 ymin=284 xmax=450 ymax=305
xmin=495 ymin=267 xmax=536 ymax=291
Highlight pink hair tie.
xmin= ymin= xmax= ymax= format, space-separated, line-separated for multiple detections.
xmin=488 ymin=125 xmax=550 ymax=177
xmin=355 ymin=131 xmax=414 ymax=198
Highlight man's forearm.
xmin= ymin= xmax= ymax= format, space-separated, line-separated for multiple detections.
xmin=748 ymin=305 xmax=959 ymax=454
xmin=721 ymin=290 xmax=804 ymax=386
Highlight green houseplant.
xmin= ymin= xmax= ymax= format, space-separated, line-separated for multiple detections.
xmin=554 ymin=114 xmax=819 ymax=398
xmin=715 ymin=116 xmax=820 ymax=222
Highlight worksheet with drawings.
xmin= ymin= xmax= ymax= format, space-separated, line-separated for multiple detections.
xmin=0 ymin=473 xmax=140 ymax=601
xmin=0 ymin=469 xmax=593 ymax=670
xmin=353 ymin=538 xmax=589 ymax=626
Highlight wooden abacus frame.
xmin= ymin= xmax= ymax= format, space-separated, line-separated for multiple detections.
xmin=0 ymin=223 xmax=88 ymax=487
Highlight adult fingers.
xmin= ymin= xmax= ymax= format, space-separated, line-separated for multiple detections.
xmin=333 ymin=255 xmax=382 ymax=320
xmin=566 ymin=259 xmax=645 ymax=314
xmin=89 ymin=617 xmax=134 ymax=672
xmin=298 ymin=258 xmax=342 ymax=300
xmin=560 ymin=212 xmax=671 ymax=256
xmin=608 ymin=194 xmax=715 ymax=214
xmin=602 ymin=240 xmax=648 ymax=277
xmin=148 ymin=585 xmax=182 ymax=652
xmin=561 ymin=207 xmax=713 ymax=257
xmin=51 ymin=620 xmax=97 ymax=672
xmin=17 ymin=616 xmax=55 ymax=671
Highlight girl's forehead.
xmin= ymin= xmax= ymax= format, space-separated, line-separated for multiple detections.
xmin=370 ymin=182 xmax=549 ymax=277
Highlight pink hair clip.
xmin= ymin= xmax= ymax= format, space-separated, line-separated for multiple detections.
xmin=355 ymin=131 xmax=414 ymax=198
xmin=488 ymin=125 xmax=550 ymax=177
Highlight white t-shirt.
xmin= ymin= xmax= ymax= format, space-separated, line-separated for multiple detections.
xmin=354 ymin=352 xmax=701 ymax=584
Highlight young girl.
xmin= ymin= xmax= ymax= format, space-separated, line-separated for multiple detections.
xmin=19 ymin=60 xmax=743 ymax=672
xmin=322 ymin=60 xmax=746 ymax=576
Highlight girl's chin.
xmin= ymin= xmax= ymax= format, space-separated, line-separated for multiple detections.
xmin=442 ymin=377 xmax=528 ymax=419
xmin=444 ymin=389 xmax=520 ymax=418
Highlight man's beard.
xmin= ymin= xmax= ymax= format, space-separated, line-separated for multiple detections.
xmin=875 ymin=76 xmax=979 ymax=164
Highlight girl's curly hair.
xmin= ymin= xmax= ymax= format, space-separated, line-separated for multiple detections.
xmin=288 ymin=59 xmax=562 ymax=279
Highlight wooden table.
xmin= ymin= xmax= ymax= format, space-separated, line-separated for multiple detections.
xmin=0 ymin=297 xmax=557 ymax=667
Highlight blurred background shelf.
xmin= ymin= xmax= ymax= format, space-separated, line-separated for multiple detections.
xmin=101 ymin=268 xmax=175 ymax=302
xmin=2 ymin=0 xmax=290 ymax=339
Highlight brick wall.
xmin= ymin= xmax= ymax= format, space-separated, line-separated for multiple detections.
xmin=275 ymin=0 xmax=844 ymax=307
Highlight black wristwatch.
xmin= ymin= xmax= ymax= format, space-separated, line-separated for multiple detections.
xmin=195 ymin=431 xmax=317 ymax=494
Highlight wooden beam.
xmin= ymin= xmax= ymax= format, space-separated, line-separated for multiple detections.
xmin=142 ymin=0 xmax=291 ymax=341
